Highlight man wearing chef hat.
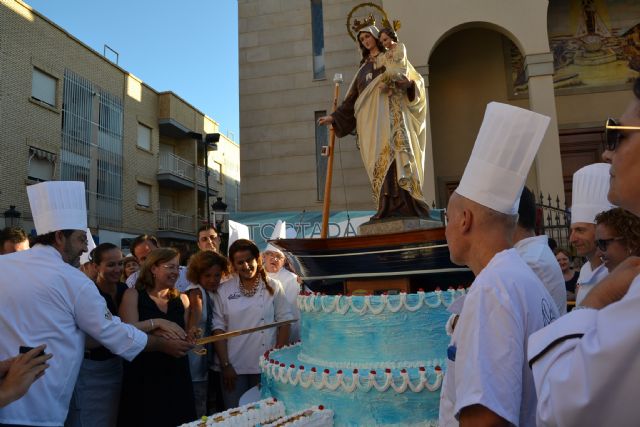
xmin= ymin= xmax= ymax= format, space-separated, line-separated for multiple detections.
xmin=527 ymin=78 xmax=640 ymax=426
xmin=0 ymin=181 xmax=193 ymax=426
xmin=439 ymin=102 xmax=559 ymax=427
xmin=569 ymin=163 xmax=615 ymax=305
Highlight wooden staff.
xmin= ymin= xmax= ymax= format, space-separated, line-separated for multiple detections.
xmin=195 ymin=319 xmax=296 ymax=345
xmin=321 ymin=73 xmax=344 ymax=239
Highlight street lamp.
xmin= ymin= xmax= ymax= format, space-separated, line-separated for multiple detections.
xmin=211 ymin=197 xmax=228 ymax=230
xmin=3 ymin=205 xmax=21 ymax=227
xmin=187 ymin=131 xmax=220 ymax=226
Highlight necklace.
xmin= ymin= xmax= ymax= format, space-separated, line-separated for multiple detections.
xmin=239 ymin=278 xmax=260 ymax=297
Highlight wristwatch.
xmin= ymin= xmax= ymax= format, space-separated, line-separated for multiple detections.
xmin=222 ymin=361 xmax=232 ymax=368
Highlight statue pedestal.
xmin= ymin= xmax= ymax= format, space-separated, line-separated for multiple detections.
xmin=358 ymin=217 xmax=443 ymax=236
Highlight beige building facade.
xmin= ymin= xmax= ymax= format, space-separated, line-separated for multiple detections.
xmin=0 ymin=0 xmax=239 ymax=248
xmin=239 ymin=0 xmax=637 ymax=211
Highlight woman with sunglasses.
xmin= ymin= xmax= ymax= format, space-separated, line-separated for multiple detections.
xmin=118 ymin=248 xmax=195 ymax=426
xmin=212 ymin=239 xmax=292 ymax=409
xmin=594 ymin=208 xmax=640 ymax=272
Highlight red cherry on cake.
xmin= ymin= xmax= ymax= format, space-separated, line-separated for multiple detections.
xmin=280 ymin=363 xmax=285 ymax=367
xmin=290 ymin=364 xmax=295 ymax=369
xmin=311 ymin=367 xmax=317 ymax=372
xmin=299 ymin=365 xmax=305 ymax=370
xmin=323 ymin=369 xmax=330 ymax=374
xmin=419 ymin=367 xmax=426 ymax=372
xmin=337 ymin=370 xmax=343 ymax=374
xmin=401 ymin=369 xmax=407 ymax=374
xmin=353 ymin=369 xmax=358 ymax=374
xmin=385 ymin=368 xmax=391 ymax=374
xmin=370 ymin=370 xmax=376 ymax=375
xmin=435 ymin=366 xmax=442 ymax=372
xmin=318 ymin=405 xmax=324 ymax=410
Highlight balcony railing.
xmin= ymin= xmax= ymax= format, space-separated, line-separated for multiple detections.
xmin=157 ymin=209 xmax=194 ymax=234
xmin=158 ymin=152 xmax=195 ymax=181
xmin=196 ymin=165 xmax=219 ymax=192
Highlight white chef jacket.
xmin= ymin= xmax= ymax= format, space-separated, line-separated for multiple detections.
xmin=126 ymin=265 xmax=192 ymax=292
xmin=575 ymin=261 xmax=608 ymax=305
xmin=528 ymin=274 xmax=640 ymax=426
xmin=439 ymin=249 xmax=559 ymax=427
xmin=514 ymin=235 xmax=567 ymax=315
xmin=267 ymin=268 xmax=301 ymax=342
xmin=0 ymin=245 xmax=147 ymax=426
xmin=212 ymin=275 xmax=292 ymax=374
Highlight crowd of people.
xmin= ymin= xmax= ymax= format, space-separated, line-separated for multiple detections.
xmin=0 ymin=188 xmax=299 ymax=426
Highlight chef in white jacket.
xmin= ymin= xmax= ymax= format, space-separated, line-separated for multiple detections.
xmin=528 ymin=78 xmax=640 ymax=426
xmin=0 ymin=181 xmax=192 ymax=426
xmin=439 ymin=103 xmax=558 ymax=427
xmin=570 ymin=163 xmax=615 ymax=305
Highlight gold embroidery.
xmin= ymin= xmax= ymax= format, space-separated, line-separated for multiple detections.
xmin=388 ymin=89 xmax=424 ymax=201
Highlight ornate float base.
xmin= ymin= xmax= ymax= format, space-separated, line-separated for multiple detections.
xmin=358 ymin=217 xmax=443 ymax=236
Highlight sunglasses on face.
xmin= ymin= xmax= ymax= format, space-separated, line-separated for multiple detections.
xmin=604 ymin=118 xmax=640 ymax=152
xmin=595 ymin=237 xmax=625 ymax=252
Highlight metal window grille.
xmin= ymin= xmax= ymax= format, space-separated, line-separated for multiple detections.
xmin=61 ymin=70 xmax=123 ymax=228
xmin=536 ymin=192 xmax=571 ymax=252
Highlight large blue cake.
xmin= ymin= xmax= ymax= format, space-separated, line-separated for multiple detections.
xmin=260 ymin=289 xmax=465 ymax=426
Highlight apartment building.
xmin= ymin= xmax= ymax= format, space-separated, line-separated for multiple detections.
xmin=0 ymin=0 xmax=240 ymax=248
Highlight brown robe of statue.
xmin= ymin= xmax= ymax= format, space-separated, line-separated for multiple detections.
xmin=330 ymin=58 xmax=430 ymax=221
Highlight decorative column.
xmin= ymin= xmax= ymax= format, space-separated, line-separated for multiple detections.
xmin=525 ymin=53 xmax=565 ymax=205
xmin=415 ymin=64 xmax=437 ymax=208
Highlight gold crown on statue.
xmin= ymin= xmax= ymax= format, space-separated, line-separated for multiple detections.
xmin=351 ymin=14 xmax=376 ymax=33
xmin=381 ymin=17 xmax=401 ymax=32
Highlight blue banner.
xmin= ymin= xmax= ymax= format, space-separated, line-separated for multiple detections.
xmin=229 ymin=210 xmax=444 ymax=250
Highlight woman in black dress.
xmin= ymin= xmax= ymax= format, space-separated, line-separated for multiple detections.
xmin=556 ymin=248 xmax=579 ymax=302
xmin=118 ymin=248 xmax=195 ymax=426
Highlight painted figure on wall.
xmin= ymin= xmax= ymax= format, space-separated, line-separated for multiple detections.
xmin=508 ymin=0 xmax=640 ymax=95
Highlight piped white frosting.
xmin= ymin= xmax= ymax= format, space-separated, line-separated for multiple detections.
xmin=298 ymin=289 xmax=466 ymax=315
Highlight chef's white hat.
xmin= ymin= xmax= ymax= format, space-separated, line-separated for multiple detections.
xmin=264 ymin=220 xmax=287 ymax=255
xmin=79 ymin=228 xmax=97 ymax=265
xmin=571 ymin=163 xmax=615 ymax=224
xmin=27 ymin=181 xmax=87 ymax=235
xmin=456 ymin=102 xmax=550 ymax=215
xmin=227 ymin=220 xmax=251 ymax=252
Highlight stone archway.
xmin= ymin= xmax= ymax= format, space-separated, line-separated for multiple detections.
xmin=427 ymin=26 xmax=531 ymax=208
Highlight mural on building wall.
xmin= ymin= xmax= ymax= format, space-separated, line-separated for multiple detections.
xmin=507 ymin=0 xmax=640 ymax=97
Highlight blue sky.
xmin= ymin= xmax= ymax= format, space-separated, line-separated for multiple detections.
xmin=26 ymin=0 xmax=240 ymax=142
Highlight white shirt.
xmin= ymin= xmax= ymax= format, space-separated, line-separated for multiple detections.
xmin=514 ymin=235 xmax=567 ymax=315
xmin=212 ymin=275 xmax=293 ymax=374
xmin=439 ymin=249 xmax=559 ymax=427
xmin=528 ymin=274 xmax=640 ymax=426
xmin=126 ymin=265 xmax=192 ymax=292
xmin=575 ymin=261 xmax=608 ymax=305
xmin=267 ymin=268 xmax=301 ymax=342
xmin=0 ymin=245 xmax=147 ymax=426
